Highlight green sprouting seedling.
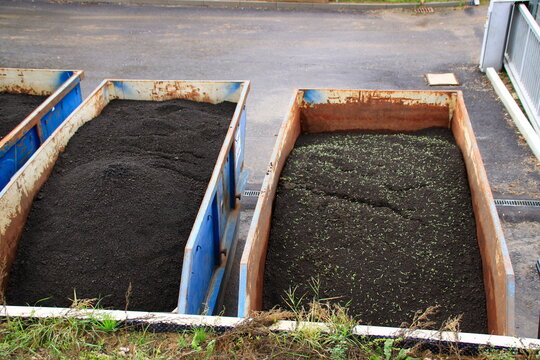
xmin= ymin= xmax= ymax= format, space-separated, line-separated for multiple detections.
xmin=308 ymin=276 xmax=322 ymax=302
xmin=283 ymin=285 xmax=306 ymax=314
xmin=191 ymin=327 xmax=210 ymax=351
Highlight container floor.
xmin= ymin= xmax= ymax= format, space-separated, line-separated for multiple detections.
xmin=6 ymin=99 xmax=236 ymax=312
xmin=0 ymin=93 xmax=47 ymax=140
xmin=264 ymin=128 xmax=488 ymax=333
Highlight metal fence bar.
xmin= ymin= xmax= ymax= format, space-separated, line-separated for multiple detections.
xmin=529 ymin=0 xmax=539 ymax=20
xmin=504 ymin=4 xmax=540 ymax=134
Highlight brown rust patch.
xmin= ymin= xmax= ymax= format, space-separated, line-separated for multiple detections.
xmin=0 ymin=159 xmax=55 ymax=295
xmin=150 ymin=82 xmax=212 ymax=104
xmin=0 ymin=200 xmax=31 ymax=295
xmin=1 ymin=84 xmax=50 ymax=96
xmin=451 ymin=94 xmax=513 ymax=335
xmin=300 ymin=98 xmax=450 ymax=133
xmin=182 ymin=84 xmax=212 ymax=104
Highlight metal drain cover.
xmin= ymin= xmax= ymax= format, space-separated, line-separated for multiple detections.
xmin=243 ymin=190 xmax=261 ymax=197
xmin=494 ymin=199 xmax=540 ymax=207
xmin=415 ymin=6 xmax=434 ymax=13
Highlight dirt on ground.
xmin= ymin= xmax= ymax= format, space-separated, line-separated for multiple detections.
xmin=6 ymin=98 xmax=236 ymax=312
xmin=264 ymin=128 xmax=488 ymax=333
xmin=0 ymin=93 xmax=48 ymax=140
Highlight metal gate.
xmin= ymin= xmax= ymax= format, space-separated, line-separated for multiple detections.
xmin=504 ymin=3 xmax=540 ymax=134
xmin=529 ymin=0 xmax=539 ymax=20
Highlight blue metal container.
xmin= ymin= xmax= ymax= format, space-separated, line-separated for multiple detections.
xmin=0 ymin=68 xmax=84 ymax=190
xmin=0 ymin=79 xmax=249 ymax=316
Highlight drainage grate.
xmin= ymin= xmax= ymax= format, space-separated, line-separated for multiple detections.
xmin=494 ymin=199 xmax=540 ymax=207
xmin=415 ymin=6 xmax=434 ymax=13
xmin=243 ymin=190 xmax=261 ymax=197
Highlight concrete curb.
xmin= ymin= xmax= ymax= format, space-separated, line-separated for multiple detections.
xmin=62 ymin=0 xmax=468 ymax=11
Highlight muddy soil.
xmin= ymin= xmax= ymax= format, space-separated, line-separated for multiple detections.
xmin=264 ymin=128 xmax=487 ymax=333
xmin=0 ymin=93 xmax=48 ymax=140
xmin=6 ymin=98 xmax=236 ymax=312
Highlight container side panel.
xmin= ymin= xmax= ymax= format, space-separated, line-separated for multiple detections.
xmin=182 ymin=142 xmax=235 ymax=314
xmin=179 ymin=81 xmax=249 ymax=314
xmin=451 ymin=93 xmax=515 ymax=336
xmin=0 ymin=86 xmax=109 ymax=292
xmin=235 ymin=107 xmax=247 ymax=191
xmin=40 ymin=84 xmax=82 ymax=139
xmin=0 ymin=69 xmax=73 ymax=95
xmin=300 ymin=89 xmax=452 ymax=133
xmin=184 ymin=200 xmax=220 ymax=314
xmin=109 ymin=81 xmax=243 ymax=104
xmin=0 ymin=128 xmax=40 ymax=190
xmin=240 ymin=91 xmax=303 ymax=316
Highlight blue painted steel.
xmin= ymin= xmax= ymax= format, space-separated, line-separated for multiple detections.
xmin=112 ymin=80 xmax=136 ymax=97
xmin=226 ymin=81 xmax=242 ymax=94
xmin=181 ymin=103 xmax=248 ymax=315
xmin=0 ymin=70 xmax=83 ymax=190
xmin=237 ymin=267 xmax=248 ymax=318
xmin=205 ymin=268 xmax=225 ymax=313
xmin=186 ymin=201 xmax=222 ymax=314
xmin=235 ymin=107 xmax=246 ymax=192
xmin=303 ymin=89 xmax=326 ymax=105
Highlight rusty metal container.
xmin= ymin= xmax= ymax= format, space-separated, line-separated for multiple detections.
xmin=238 ymin=89 xmax=515 ymax=336
xmin=0 ymin=79 xmax=250 ymax=316
xmin=0 ymin=68 xmax=84 ymax=190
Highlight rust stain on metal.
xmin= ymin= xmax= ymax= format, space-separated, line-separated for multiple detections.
xmin=183 ymin=85 xmax=212 ymax=103
xmin=150 ymin=82 xmax=211 ymax=103
xmin=0 ymin=136 xmax=64 ymax=294
xmin=0 ymin=192 xmax=32 ymax=294
xmin=451 ymin=95 xmax=513 ymax=335
xmin=1 ymin=84 xmax=49 ymax=96
xmin=300 ymin=97 xmax=450 ymax=133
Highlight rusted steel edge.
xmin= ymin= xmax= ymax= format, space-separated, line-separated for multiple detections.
xmin=453 ymin=91 xmax=515 ymax=336
xmin=239 ymin=89 xmax=302 ymax=317
xmin=0 ymin=70 xmax=84 ymax=153
xmin=0 ymin=306 xmax=538 ymax=350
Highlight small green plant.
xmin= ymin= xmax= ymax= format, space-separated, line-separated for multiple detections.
xmin=89 ymin=313 xmax=119 ymax=333
xmin=190 ymin=327 xmax=210 ymax=351
xmin=283 ymin=285 xmax=307 ymax=314
xmin=177 ymin=331 xmax=190 ymax=349
xmin=379 ymin=339 xmax=416 ymax=360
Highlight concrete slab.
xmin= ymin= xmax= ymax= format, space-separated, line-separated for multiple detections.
xmin=426 ymin=72 xmax=459 ymax=85
xmin=1 ymin=0 xmax=537 ymax=337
